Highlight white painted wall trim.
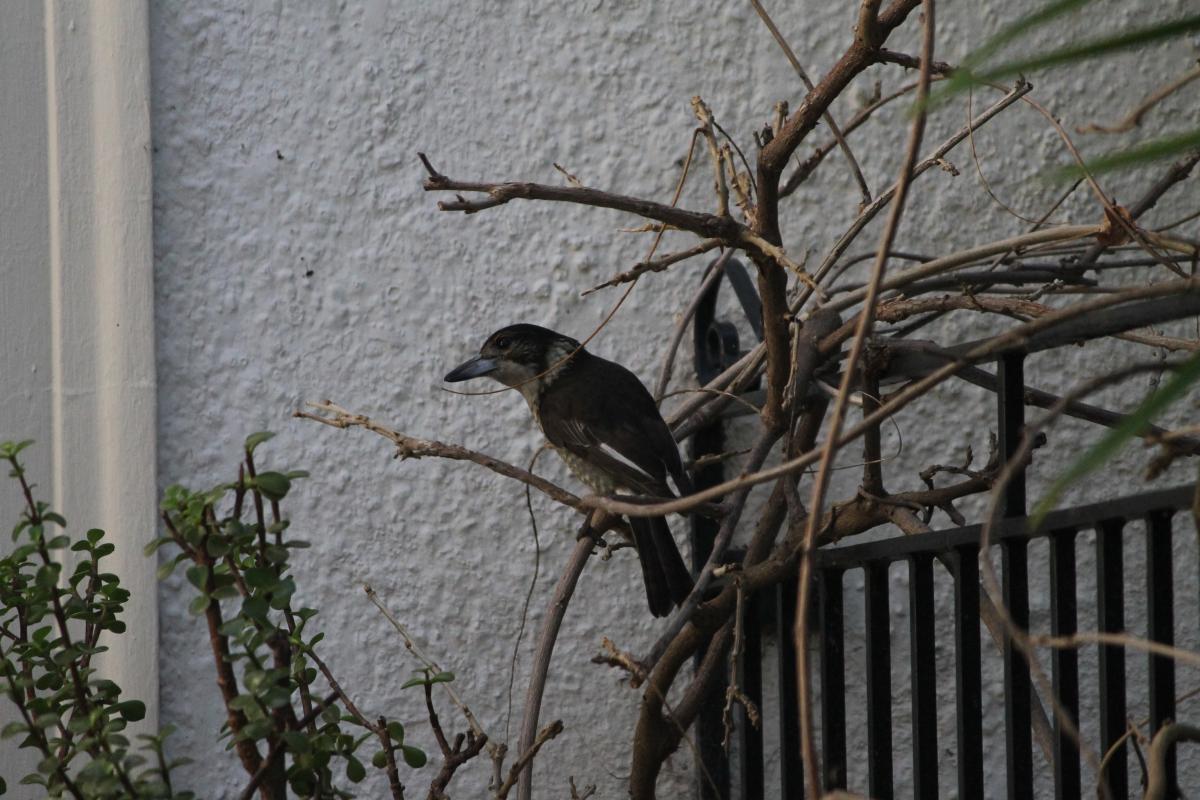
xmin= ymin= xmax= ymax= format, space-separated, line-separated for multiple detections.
xmin=44 ymin=0 xmax=159 ymax=722
xmin=0 ymin=2 xmax=156 ymax=788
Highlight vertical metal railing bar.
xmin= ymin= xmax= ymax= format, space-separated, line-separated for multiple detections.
xmin=777 ymin=576 xmax=804 ymax=799
xmin=998 ymin=352 xmax=1034 ymax=799
xmin=819 ymin=568 xmax=848 ymax=790
xmin=1146 ymin=509 xmax=1177 ymax=794
xmin=1095 ymin=518 xmax=1129 ymax=800
xmin=909 ymin=554 xmax=939 ymax=799
xmin=997 ymin=352 xmax=1028 ymax=519
xmin=954 ymin=544 xmax=985 ymax=797
xmin=690 ymin=256 xmax=749 ymax=800
xmin=1003 ymin=537 xmax=1034 ymax=799
xmin=740 ymin=591 xmax=765 ymax=800
xmin=864 ymin=561 xmax=895 ymax=799
xmin=688 ymin=414 xmax=731 ymax=800
xmin=1050 ymin=527 xmax=1081 ymax=799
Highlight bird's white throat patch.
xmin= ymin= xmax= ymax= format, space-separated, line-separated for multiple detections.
xmin=514 ymin=339 xmax=575 ymax=408
xmin=541 ymin=339 xmax=576 ymax=383
xmin=489 ymin=338 xmax=577 ymax=411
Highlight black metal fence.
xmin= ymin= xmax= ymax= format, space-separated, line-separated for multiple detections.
xmin=688 ymin=258 xmax=1197 ymax=799
xmin=800 ymin=484 xmax=1194 ymax=800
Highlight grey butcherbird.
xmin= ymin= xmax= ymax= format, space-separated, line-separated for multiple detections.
xmin=444 ymin=324 xmax=694 ymax=617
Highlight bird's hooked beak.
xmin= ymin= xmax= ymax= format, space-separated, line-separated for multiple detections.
xmin=444 ymin=355 xmax=499 ymax=382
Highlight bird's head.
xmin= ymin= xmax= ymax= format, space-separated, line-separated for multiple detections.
xmin=444 ymin=324 xmax=582 ymax=392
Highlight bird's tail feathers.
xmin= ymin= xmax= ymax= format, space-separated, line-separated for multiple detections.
xmin=630 ymin=515 xmax=694 ymax=618
xmin=670 ymin=464 xmax=695 ymax=497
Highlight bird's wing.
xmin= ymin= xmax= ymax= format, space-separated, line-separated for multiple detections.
xmin=538 ymin=357 xmax=683 ymax=495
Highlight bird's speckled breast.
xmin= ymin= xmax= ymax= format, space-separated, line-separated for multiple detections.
xmin=554 ymin=446 xmax=616 ymax=494
xmin=529 ymin=400 xmax=616 ymax=494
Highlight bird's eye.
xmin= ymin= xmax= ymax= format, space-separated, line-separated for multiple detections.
xmin=495 ymin=336 xmax=512 ymax=349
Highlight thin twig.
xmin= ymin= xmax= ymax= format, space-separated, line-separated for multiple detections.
xmin=966 ymin=88 xmax=1066 ymax=226
xmin=874 ymin=47 xmax=954 ymax=74
xmin=364 ymin=584 xmax=491 ymax=745
xmin=741 ymin=230 xmax=818 ymax=290
xmin=692 ymin=96 xmax=730 ymax=218
xmin=499 ymin=720 xmax=565 ymax=799
xmin=751 ymin=0 xmax=872 ymax=207
xmin=583 ymin=239 xmax=722 ymax=295
xmin=507 ymin=446 xmax=548 ymax=743
xmin=569 ymin=777 xmax=597 ymax=800
xmin=553 ymin=163 xmax=583 ymax=187
xmin=795 ymin=4 xmax=935 ymax=792
xmin=660 ymin=386 xmax=763 ymax=418
xmin=1078 ymin=62 xmax=1200 ymax=134
xmin=721 ymin=581 xmax=761 ymax=750
xmin=1029 ymin=631 xmax=1200 ymax=670
xmin=306 ymin=647 xmax=378 ymax=733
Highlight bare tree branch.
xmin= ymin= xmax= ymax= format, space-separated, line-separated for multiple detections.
xmin=297 ymin=401 xmax=583 ymax=511
xmin=515 ymin=523 xmax=597 ymax=800
xmin=750 ymin=0 xmax=873 ymax=207
xmin=1074 ymin=149 xmax=1200 ymax=268
xmin=418 ymin=152 xmax=744 ymax=243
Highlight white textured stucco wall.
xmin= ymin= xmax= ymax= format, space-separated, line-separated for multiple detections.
xmin=150 ymin=1 xmax=1199 ymax=797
